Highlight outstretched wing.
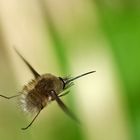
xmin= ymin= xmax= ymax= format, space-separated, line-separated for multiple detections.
xmin=14 ymin=48 xmax=40 ymax=78
xmin=50 ymin=90 xmax=80 ymax=124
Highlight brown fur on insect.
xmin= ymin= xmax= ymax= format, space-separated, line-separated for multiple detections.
xmin=21 ymin=74 xmax=63 ymax=113
xmin=0 ymin=48 xmax=96 ymax=130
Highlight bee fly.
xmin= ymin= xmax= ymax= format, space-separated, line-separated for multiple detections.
xmin=0 ymin=49 xmax=96 ymax=130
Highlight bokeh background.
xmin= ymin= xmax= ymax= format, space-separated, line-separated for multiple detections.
xmin=0 ymin=0 xmax=139 ymax=140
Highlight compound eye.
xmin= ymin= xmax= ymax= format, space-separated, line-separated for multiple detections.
xmin=58 ymin=77 xmax=65 ymax=89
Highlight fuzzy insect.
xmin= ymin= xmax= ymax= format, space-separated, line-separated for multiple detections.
xmin=0 ymin=49 xmax=96 ymax=130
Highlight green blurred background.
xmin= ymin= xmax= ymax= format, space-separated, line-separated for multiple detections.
xmin=0 ymin=0 xmax=140 ymax=140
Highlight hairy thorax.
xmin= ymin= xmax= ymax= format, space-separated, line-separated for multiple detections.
xmin=20 ymin=74 xmax=63 ymax=114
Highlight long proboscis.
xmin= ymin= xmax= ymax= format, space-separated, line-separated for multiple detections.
xmin=65 ymin=71 xmax=96 ymax=84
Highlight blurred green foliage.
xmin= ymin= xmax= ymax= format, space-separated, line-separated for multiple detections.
xmin=94 ymin=1 xmax=140 ymax=139
xmin=0 ymin=0 xmax=140 ymax=140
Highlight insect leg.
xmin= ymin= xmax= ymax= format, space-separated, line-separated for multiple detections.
xmin=64 ymin=82 xmax=74 ymax=90
xmin=58 ymin=90 xmax=70 ymax=98
xmin=0 ymin=93 xmax=21 ymax=99
xmin=21 ymin=109 xmax=41 ymax=130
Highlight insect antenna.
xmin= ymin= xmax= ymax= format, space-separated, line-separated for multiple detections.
xmin=14 ymin=48 xmax=40 ymax=78
xmin=21 ymin=110 xmax=41 ymax=130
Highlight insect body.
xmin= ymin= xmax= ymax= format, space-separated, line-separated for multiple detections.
xmin=21 ymin=74 xmax=63 ymax=114
xmin=0 ymin=49 xmax=96 ymax=130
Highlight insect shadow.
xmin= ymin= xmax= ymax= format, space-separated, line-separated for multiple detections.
xmin=0 ymin=48 xmax=96 ymax=130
